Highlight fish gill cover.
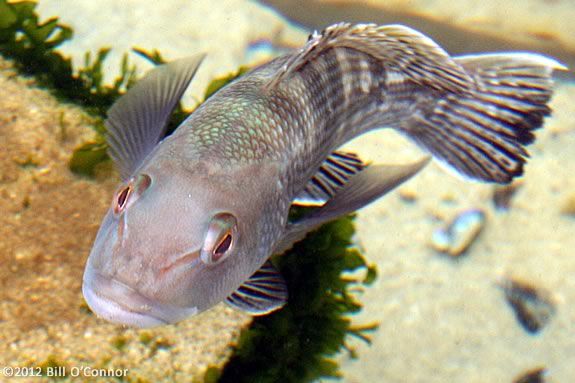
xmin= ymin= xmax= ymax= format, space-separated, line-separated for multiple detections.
xmin=0 ymin=1 xmax=379 ymax=381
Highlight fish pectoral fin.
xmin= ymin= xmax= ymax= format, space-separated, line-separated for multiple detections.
xmin=294 ymin=150 xmax=367 ymax=206
xmin=225 ymin=260 xmax=288 ymax=315
xmin=276 ymin=158 xmax=430 ymax=254
xmin=272 ymin=227 xmax=310 ymax=256
xmin=282 ymin=154 xmax=421 ymax=255
xmin=105 ymin=54 xmax=205 ymax=179
xmin=264 ymin=23 xmax=472 ymax=93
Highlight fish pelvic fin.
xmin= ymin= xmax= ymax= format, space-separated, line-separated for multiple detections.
xmin=225 ymin=260 xmax=287 ymax=315
xmin=400 ymin=53 xmax=565 ymax=184
xmin=264 ymin=23 xmax=472 ymax=94
xmin=294 ymin=151 xmax=367 ymax=206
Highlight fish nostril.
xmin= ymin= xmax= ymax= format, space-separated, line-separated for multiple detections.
xmin=114 ymin=186 xmax=131 ymax=214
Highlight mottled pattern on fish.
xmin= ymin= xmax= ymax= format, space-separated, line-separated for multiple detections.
xmin=169 ymin=23 xmax=561 ymax=201
xmin=84 ymin=22 xmax=564 ymax=328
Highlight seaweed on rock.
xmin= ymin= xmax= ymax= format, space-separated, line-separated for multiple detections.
xmin=0 ymin=0 xmax=136 ymax=115
xmin=0 ymin=0 xmax=190 ymax=177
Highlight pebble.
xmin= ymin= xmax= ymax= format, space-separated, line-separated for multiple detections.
xmin=431 ymin=209 xmax=485 ymax=258
xmin=560 ymin=193 xmax=575 ymax=217
xmin=513 ymin=367 xmax=546 ymax=383
xmin=500 ymin=278 xmax=555 ymax=335
xmin=492 ymin=182 xmax=522 ymax=211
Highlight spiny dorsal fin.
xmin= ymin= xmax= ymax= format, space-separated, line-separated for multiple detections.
xmin=225 ymin=260 xmax=287 ymax=315
xmin=295 ymin=151 xmax=366 ymax=206
xmin=264 ymin=23 xmax=472 ymax=93
xmin=106 ymin=54 xmax=205 ymax=180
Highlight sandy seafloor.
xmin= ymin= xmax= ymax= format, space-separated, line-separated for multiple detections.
xmin=1 ymin=0 xmax=572 ymax=382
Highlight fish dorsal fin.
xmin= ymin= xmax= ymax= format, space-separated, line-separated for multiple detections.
xmin=105 ymin=54 xmax=205 ymax=179
xmin=295 ymin=151 xmax=366 ymax=206
xmin=225 ymin=260 xmax=287 ymax=315
xmin=274 ymin=158 xmax=430 ymax=255
xmin=264 ymin=23 xmax=472 ymax=93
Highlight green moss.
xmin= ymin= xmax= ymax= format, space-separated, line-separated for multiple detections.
xmin=203 ymin=67 xmax=250 ymax=100
xmin=149 ymin=336 xmax=173 ymax=353
xmin=0 ymin=0 xmax=138 ymax=115
xmin=111 ymin=334 xmax=128 ymax=351
xmin=138 ymin=331 xmax=154 ymax=346
xmin=0 ymin=0 xmax=185 ymax=177
xmin=210 ymin=214 xmax=378 ymax=383
xmin=68 ymin=138 xmax=109 ymax=177
xmin=15 ymin=155 xmax=39 ymax=169
xmin=0 ymin=1 xmax=252 ymax=178
xmin=37 ymin=354 xmax=68 ymax=379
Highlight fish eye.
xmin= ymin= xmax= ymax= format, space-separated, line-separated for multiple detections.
xmin=113 ymin=174 xmax=152 ymax=215
xmin=200 ymin=213 xmax=238 ymax=265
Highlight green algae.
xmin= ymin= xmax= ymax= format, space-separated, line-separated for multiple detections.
xmin=0 ymin=0 xmax=249 ymax=177
xmin=37 ymin=354 xmax=68 ymax=379
xmin=138 ymin=331 xmax=154 ymax=346
xmin=111 ymin=335 xmax=129 ymax=351
xmin=203 ymin=66 xmax=250 ymax=100
xmin=0 ymin=0 xmax=137 ymax=116
xmin=0 ymin=0 xmax=187 ymax=177
xmin=68 ymin=139 xmax=109 ymax=177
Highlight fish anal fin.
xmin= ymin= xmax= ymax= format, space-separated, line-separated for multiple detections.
xmin=294 ymin=150 xmax=366 ymax=206
xmin=225 ymin=260 xmax=287 ymax=315
xmin=105 ymin=54 xmax=205 ymax=180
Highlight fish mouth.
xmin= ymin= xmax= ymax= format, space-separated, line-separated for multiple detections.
xmin=82 ymin=268 xmax=197 ymax=328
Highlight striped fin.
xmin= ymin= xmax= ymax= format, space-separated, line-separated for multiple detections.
xmin=401 ymin=53 xmax=566 ymax=183
xmin=264 ymin=23 xmax=472 ymax=93
xmin=106 ymin=54 xmax=205 ymax=180
xmin=225 ymin=260 xmax=287 ymax=315
xmin=295 ymin=151 xmax=366 ymax=206
xmin=274 ymin=159 xmax=429 ymax=255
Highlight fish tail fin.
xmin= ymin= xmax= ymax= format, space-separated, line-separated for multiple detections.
xmin=401 ymin=53 xmax=566 ymax=184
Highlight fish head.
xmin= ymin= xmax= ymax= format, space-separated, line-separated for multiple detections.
xmin=83 ymin=159 xmax=270 ymax=328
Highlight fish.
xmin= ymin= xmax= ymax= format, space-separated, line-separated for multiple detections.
xmin=82 ymin=23 xmax=565 ymax=327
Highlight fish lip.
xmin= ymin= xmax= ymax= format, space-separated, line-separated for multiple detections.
xmin=82 ymin=281 xmax=167 ymax=328
xmin=82 ymin=268 xmax=197 ymax=328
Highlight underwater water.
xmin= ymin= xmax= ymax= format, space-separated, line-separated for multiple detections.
xmin=1 ymin=0 xmax=574 ymax=382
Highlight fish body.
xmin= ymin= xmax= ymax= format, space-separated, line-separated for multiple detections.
xmin=83 ymin=23 xmax=564 ymax=327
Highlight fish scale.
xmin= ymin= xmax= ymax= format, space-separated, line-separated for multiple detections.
xmin=82 ymin=23 xmax=565 ymax=327
xmin=266 ymin=49 xmax=392 ymax=195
